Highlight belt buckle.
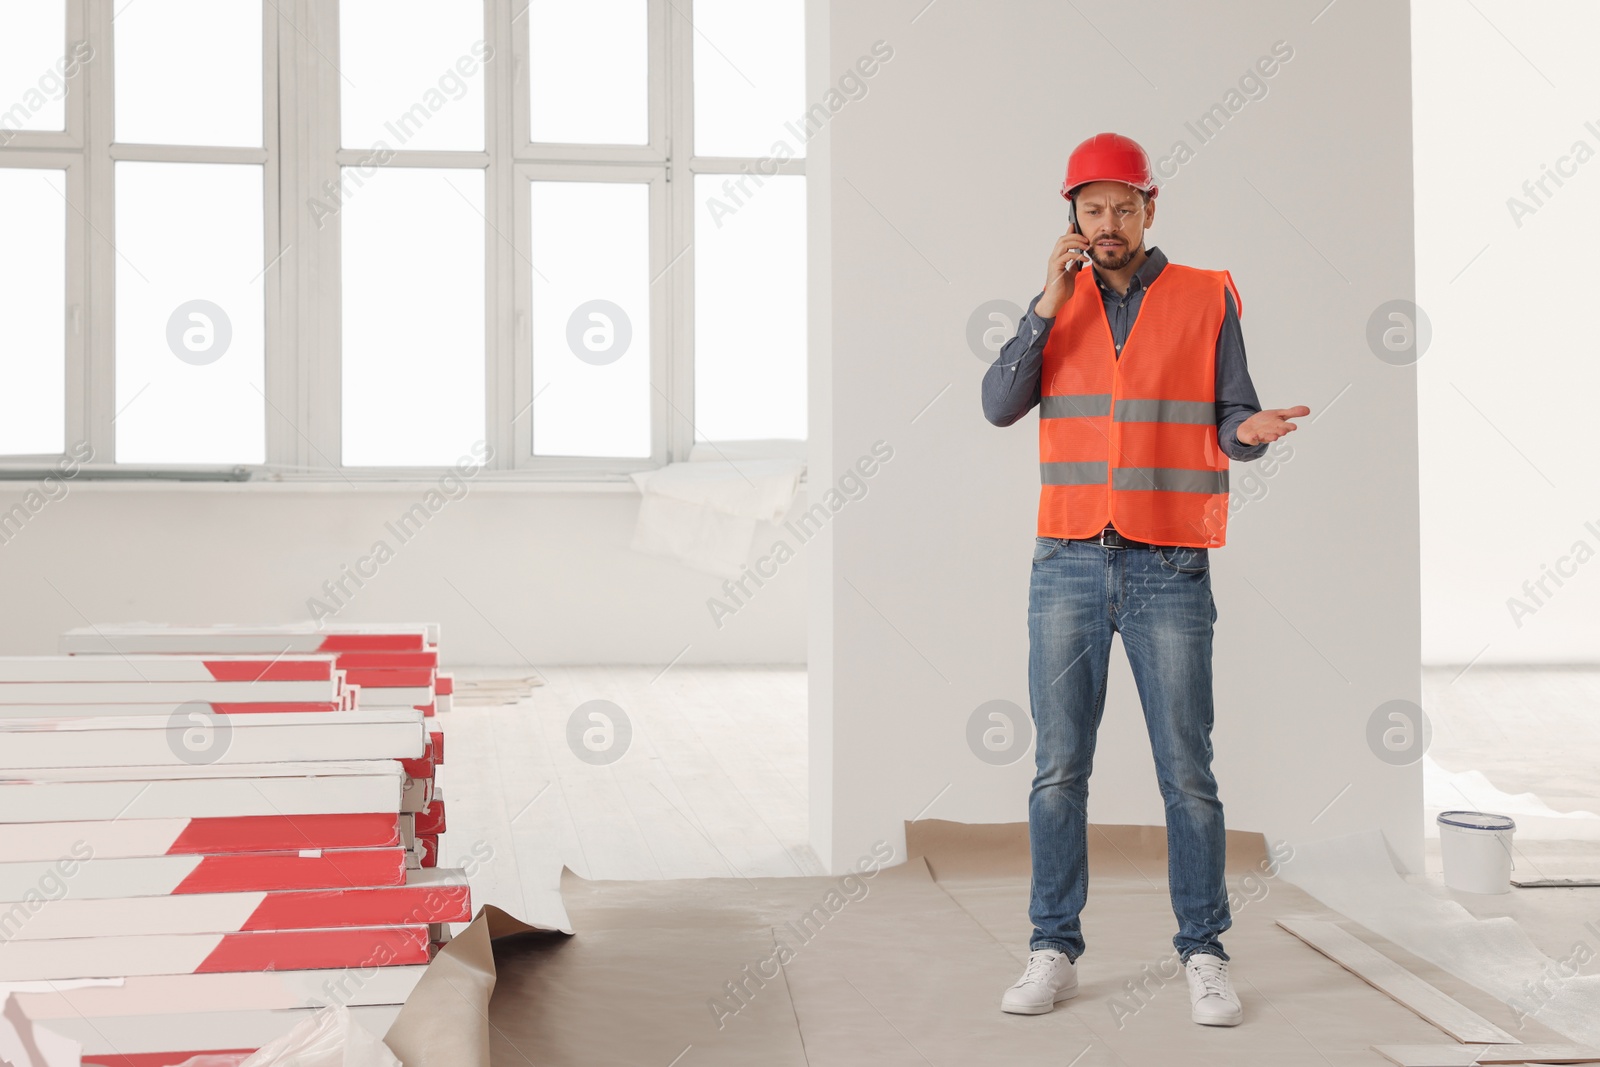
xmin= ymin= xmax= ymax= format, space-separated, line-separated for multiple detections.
xmin=1097 ymin=526 xmax=1124 ymax=549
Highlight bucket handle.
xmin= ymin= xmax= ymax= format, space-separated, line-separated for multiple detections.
xmin=1495 ymin=833 xmax=1516 ymax=872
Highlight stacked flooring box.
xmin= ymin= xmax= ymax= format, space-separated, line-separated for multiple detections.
xmin=0 ymin=624 xmax=465 ymax=1066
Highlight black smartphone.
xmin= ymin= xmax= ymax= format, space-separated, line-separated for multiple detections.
xmin=1067 ymin=200 xmax=1085 ymax=270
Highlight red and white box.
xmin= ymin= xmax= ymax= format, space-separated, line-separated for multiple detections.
xmin=0 ymin=654 xmax=338 ymax=682
xmin=0 ymin=697 xmax=353 ymax=723
xmin=57 ymin=626 xmax=442 ymax=708
xmin=415 ymin=835 xmax=439 ymax=868
xmin=413 ymin=795 xmax=447 ymax=837
xmin=0 ymin=626 xmax=460 ymax=1059
xmin=400 ymin=773 xmax=433 ymax=813
xmin=0 ymin=698 xmax=351 ymax=718
xmin=399 ymin=750 xmax=435 ymax=782
xmin=0 ymin=760 xmax=406 ymax=823
xmin=340 ymin=666 xmax=433 ymax=690
xmin=0 ymin=677 xmax=344 ymax=704
xmin=46 ymin=1005 xmax=401 ymax=1064
xmin=14 ymin=966 xmax=428 ymax=1064
xmin=336 ymin=650 xmax=439 ymax=669
xmin=4 ymin=868 xmax=471 ymax=939
xmin=60 ymin=623 xmax=436 ymax=655
xmin=0 ymin=812 xmax=402 ymax=862
xmin=0 ymin=924 xmax=430 ymax=981
xmin=11 ymin=964 xmax=430 ymax=1016
xmin=355 ymin=685 xmax=434 ymax=709
xmin=0 ymin=847 xmax=406 ymax=901
xmin=0 ymin=709 xmax=426 ymax=768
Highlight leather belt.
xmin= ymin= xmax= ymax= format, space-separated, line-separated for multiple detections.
xmin=1071 ymin=524 xmax=1159 ymax=550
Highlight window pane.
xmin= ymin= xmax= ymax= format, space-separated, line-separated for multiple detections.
xmin=0 ymin=0 xmax=68 ymax=136
xmin=0 ymin=168 xmax=66 ymax=454
xmin=530 ymin=181 xmax=650 ymax=458
xmin=528 ymin=0 xmax=647 ymax=145
xmin=342 ymin=168 xmax=485 ymax=466
xmin=692 ymin=0 xmax=805 ymax=158
xmin=341 ymin=0 xmax=487 ymax=153
xmin=114 ymin=0 xmax=261 ymax=147
xmin=694 ymin=173 xmax=805 ymax=441
xmin=114 ymin=162 xmax=264 ymax=464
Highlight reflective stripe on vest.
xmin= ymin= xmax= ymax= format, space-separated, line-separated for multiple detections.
xmin=1039 ymin=394 xmax=1111 ymax=418
xmin=1041 ymin=461 xmax=1108 ymax=486
xmin=1112 ymin=398 xmax=1214 ymax=425
xmin=1039 ymin=396 xmax=1214 ymax=425
xmin=1112 ymin=467 xmax=1229 ymax=494
xmin=1041 ymin=462 xmax=1227 ymax=494
xmin=1035 ymin=261 xmax=1236 ymax=548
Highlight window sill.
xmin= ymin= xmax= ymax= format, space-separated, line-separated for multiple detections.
xmin=0 ymin=442 xmax=808 ymax=493
xmin=1 ymin=469 xmax=809 ymax=495
xmin=1 ymin=475 xmax=643 ymax=495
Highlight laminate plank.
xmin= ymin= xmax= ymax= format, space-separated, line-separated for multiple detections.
xmin=1373 ymin=1044 xmax=1600 ymax=1065
xmin=1277 ymin=919 xmax=1520 ymax=1045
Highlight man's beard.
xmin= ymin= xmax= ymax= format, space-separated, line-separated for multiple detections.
xmin=1091 ymin=241 xmax=1138 ymax=270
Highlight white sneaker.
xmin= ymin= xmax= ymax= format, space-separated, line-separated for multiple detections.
xmin=1185 ymin=952 xmax=1243 ymax=1026
xmin=1001 ymin=949 xmax=1079 ymax=1015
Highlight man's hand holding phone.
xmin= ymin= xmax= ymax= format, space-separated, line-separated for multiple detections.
xmin=1036 ymin=227 xmax=1091 ymax=318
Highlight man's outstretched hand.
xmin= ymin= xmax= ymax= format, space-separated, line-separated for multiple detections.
xmin=1235 ymin=406 xmax=1310 ymax=446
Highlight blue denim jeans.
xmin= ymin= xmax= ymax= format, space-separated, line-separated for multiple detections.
xmin=1026 ymin=534 xmax=1231 ymax=964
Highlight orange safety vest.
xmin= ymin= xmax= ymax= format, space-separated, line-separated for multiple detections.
xmin=1037 ymin=261 xmax=1240 ymax=548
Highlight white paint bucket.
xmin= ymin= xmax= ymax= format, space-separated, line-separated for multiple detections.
xmin=1437 ymin=810 xmax=1516 ymax=894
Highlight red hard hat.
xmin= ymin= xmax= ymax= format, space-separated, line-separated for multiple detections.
xmin=1061 ymin=132 xmax=1158 ymax=201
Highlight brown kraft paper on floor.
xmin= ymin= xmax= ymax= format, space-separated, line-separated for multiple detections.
xmin=388 ymin=821 xmax=1574 ymax=1065
xmin=384 ymin=904 xmax=555 ymax=1067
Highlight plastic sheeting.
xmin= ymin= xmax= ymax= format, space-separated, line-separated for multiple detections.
xmin=1277 ymin=828 xmax=1600 ymax=1046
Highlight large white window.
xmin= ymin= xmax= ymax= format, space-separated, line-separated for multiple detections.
xmin=0 ymin=0 xmax=807 ymax=477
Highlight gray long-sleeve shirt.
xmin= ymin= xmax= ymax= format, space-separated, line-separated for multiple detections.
xmin=981 ymin=245 xmax=1268 ymax=463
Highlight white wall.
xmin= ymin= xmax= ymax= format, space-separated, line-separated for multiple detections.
xmin=0 ymin=483 xmax=807 ymax=664
xmin=811 ymin=0 xmax=1424 ymax=872
xmin=1414 ymin=0 xmax=1600 ymax=665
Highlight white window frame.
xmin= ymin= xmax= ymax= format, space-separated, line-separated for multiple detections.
xmin=0 ymin=0 xmax=88 ymax=464
xmin=510 ymin=162 xmax=670 ymax=472
xmin=0 ymin=152 xmax=88 ymax=462
xmin=0 ymin=0 xmax=805 ymax=482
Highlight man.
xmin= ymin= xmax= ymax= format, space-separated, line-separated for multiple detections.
xmin=981 ymin=132 xmax=1308 ymax=1026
